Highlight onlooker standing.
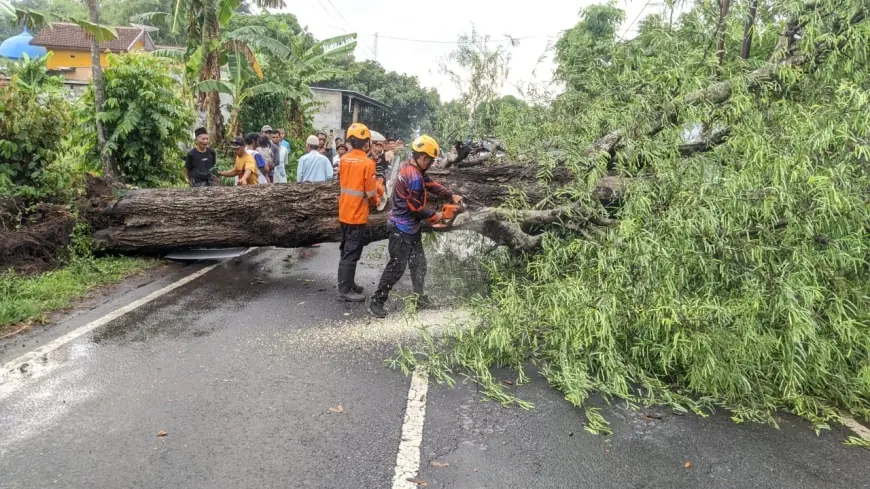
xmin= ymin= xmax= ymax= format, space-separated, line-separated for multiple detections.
xmin=218 ymin=136 xmax=258 ymax=185
xmin=184 ymin=127 xmax=216 ymax=187
xmin=298 ymin=135 xmax=334 ymax=183
xmin=333 ymin=143 xmax=347 ymax=179
xmin=243 ymin=133 xmax=269 ymax=184
xmin=261 ymin=125 xmax=280 ymax=181
xmin=271 ymin=131 xmax=289 ymax=183
xmin=256 ymin=134 xmax=275 ymax=184
xmin=277 ymin=128 xmax=291 ymax=152
xmin=318 ymin=131 xmax=335 ymax=162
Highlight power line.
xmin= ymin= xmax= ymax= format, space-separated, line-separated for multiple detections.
xmin=619 ymin=0 xmax=654 ymax=41
xmin=324 ymin=0 xmax=350 ymax=25
xmin=360 ymin=34 xmax=540 ymax=45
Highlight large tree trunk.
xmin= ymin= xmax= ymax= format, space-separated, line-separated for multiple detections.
xmin=82 ymin=166 xmax=624 ymax=253
xmin=86 ymin=0 xmax=120 ymax=183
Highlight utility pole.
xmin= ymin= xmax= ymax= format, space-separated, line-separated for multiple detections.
xmin=373 ymin=32 xmax=378 ymax=61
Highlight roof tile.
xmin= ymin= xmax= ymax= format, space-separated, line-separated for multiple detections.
xmin=30 ymin=23 xmax=148 ymax=52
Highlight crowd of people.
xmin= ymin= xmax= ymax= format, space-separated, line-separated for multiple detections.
xmin=183 ymin=126 xmax=409 ymax=187
xmin=181 ymin=123 xmax=461 ymax=319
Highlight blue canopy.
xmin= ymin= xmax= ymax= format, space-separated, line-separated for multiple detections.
xmin=0 ymin=27 xmax=47 ymax=61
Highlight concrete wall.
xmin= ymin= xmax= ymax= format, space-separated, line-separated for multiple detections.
xmin=311 ymin=89 xmax=343 ymax=136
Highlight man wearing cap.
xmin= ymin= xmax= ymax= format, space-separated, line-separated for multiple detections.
xmin=297 ymin=135 xmax=334 ymax=183
xmin=184 ymin=127 xmax=216 ymax=187
xmin=337 ymin=123 xmax=379 ymax=302
xmin=219 ymin=136 xmax=258 ymax=185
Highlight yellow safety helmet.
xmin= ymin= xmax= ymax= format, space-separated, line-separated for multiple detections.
xmin=346 ymin=123 xmax=371 ymax=141
xmin=411 ymin=135 xmax=441 ymax=159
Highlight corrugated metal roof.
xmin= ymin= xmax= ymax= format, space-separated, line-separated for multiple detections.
xmin=311 ymin=87 xmax=389 ymax=110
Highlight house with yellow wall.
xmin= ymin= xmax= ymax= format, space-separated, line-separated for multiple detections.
xmin=30 ymin=23 xmax=156 ymax=82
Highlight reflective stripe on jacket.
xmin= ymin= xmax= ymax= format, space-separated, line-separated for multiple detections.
xmin=338 ymin=149 xmax=378 ymax=224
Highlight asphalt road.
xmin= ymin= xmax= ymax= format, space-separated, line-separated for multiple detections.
xmin=1 ymin=244 xmax=868 ymax=489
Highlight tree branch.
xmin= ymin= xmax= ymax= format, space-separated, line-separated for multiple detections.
xmin=740 ymin=0 xmax=759 ymax=60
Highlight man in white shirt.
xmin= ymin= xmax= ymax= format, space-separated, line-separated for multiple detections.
xmin=297 ymin=135 xmax=334 ymax=182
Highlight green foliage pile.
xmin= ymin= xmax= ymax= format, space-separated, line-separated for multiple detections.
xmin=410 ymin=0 xmax=870 ymax=430
xmin=74 ymin=52 xmax=194 ymax=187
xmin=0 ymin=56 xmax=77 ymax=202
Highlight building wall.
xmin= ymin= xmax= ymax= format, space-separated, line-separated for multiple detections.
xmin=311 ymin=89 xmax=343 ymax=136
xmin=43 ymin=40 xmax=144 ymax=70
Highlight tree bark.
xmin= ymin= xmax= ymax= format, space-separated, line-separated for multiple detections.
xmin=740 ymin=0 xmax=759 ymax=59
xmin=82 ymin=167 xmax=624 ymax=253
xmin=201 ymin=7 xmax=224 ymax=145
xmin=85 ymin=0 xmax=120 ymax=183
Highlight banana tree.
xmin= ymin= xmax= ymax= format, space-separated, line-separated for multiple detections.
xmin=195 ymin=48 xmax=298 ymax=140
xmin=163 ymin=0 xmax=283 ymax=144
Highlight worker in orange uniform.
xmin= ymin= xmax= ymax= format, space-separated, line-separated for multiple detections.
xmin=337 ymin=123 xmax=380 ymax=302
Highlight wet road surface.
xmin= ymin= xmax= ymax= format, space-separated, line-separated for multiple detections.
xmin=2 ymin=244 xmax=868 ymax=489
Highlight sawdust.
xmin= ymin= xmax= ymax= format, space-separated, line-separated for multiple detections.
xmin=277 ymin=309 xmax=472 ymax=351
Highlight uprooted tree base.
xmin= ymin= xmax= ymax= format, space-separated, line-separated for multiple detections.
xmin=81 ymin=165 xmax=624 ymax=254
xmin=0 ymin=199 xmax=76 ymax=274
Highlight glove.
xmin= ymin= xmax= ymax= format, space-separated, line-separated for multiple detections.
xmin=427 ymin=213 xmax=444 ymax=225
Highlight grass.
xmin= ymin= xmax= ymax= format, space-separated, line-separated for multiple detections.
xmin=0 ymin=256 xmax=158 ymax=335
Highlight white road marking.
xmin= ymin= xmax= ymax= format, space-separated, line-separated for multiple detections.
xmin=841 ymin=414 xmax=870 ymax=440
xmin=1 ymin=250 xmax=252 ymax=376
xmin=391 ymin=367 xmax=429 ymax=489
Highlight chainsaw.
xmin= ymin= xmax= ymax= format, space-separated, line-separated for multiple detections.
xmin=430 ymin=200 xmax=467 ymax=229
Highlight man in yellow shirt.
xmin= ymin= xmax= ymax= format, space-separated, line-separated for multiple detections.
xmin=219 ymin=136 xmax=258 ymax=185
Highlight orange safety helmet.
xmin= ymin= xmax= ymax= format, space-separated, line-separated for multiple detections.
xmin=411 ymin=135 xmax=441 ymax=158
xmin=346 ymin=123 xmax=371 ymax=141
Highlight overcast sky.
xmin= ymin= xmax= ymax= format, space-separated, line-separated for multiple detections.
xmin=276 ymin=0 xmax=663 ymax=102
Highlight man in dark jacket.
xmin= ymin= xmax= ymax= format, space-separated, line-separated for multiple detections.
xmin=184 ymin=127 xmax=216 ymax=187
xmin=369 ymin=135 xmax=463 ymax=318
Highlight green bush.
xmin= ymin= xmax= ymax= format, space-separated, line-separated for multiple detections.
xmin=0 ymin=56 xmax=72 ymax=201
xmin=75 ymin=52 xmax=194 ymax=187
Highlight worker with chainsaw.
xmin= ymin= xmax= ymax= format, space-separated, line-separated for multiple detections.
xmin=337 ymin=123 xmax=380 ymax=302
xmin=369 ymin=135 xmax=463 ymax=318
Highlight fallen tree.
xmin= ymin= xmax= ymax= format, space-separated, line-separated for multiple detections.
xmin=82 ymin=166 xmax=624 ymax=253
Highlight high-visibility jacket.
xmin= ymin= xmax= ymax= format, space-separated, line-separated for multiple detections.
xmin=338 ymin=149 xmax=378 ymax=224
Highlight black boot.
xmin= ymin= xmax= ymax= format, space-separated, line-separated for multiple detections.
xmin=337 ymin=264 xmax=366 ymax=302
xmin=352 ymin=283 xmax=364 ymax=294
xmin=369 ymin=288 xmax=389 ymax=318
xmin=369 ymin=299 xmax=387 ymax=318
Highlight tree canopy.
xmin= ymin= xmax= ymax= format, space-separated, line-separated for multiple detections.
xmin=402 ymin=0 xmax=870 ymax=435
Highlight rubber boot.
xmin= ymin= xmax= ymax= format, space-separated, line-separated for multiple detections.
xmin=369 ymin=299 xmax=387 ymax=318
xmin=352 ymin=283 xmax=364 ymax=294
xmin=369 ymin=288 xmax=389 ymax=318
xmin=337 ymin=264 xmax=366 ymax=302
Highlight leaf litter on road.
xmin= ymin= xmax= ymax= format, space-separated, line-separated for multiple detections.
xmin=429 ymin=460 xmax=449 ymax=468
xmin=328 ymin=403 xmax=344 ymax=414
xmin=157 ymin=431 xmax=168 ymax=437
